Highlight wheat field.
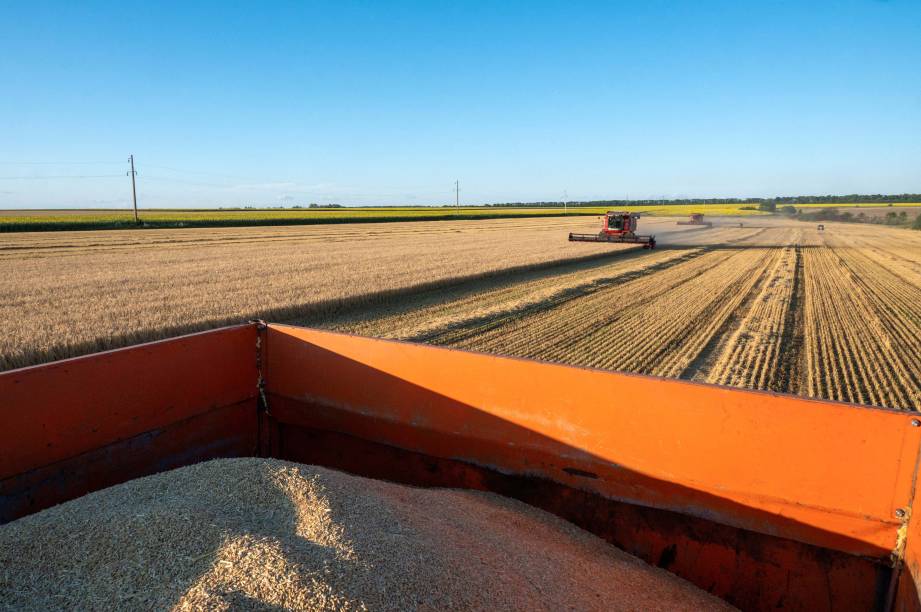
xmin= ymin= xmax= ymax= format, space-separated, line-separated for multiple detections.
xmin=4 ymin=216 xmax=920 ymax=410
xmin=312 ymin=220 xmax=921 ymax=411
xmin=0 ymin=216 xmax=641 ymax=370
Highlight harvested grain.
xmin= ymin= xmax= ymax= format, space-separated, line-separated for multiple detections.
xmin=0 ymin=458 xmax=735 ymax=611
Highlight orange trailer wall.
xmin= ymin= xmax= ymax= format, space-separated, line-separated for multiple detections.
xmin=0 ymin=324 xmax=258 ymax=523
xmin=3 ymin=321 xmax=921 ymax=611
xmin=265 ymin=323 xmax=921 ymax=611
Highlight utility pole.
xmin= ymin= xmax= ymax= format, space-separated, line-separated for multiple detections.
xmin=454 ymin=180 xmax=460 ymax=212
xmin=128 ymin=154 xmax=139 ymax=224
xmin=563 ymin=189 xmax=568 ymax=215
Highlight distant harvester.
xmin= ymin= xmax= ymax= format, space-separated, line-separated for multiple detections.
xmin=677 ymin=213 xmax=712 ymax=227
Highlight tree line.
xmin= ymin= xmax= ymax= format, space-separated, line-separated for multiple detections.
xmin=484 ymin=194 xmax=921 ymax=208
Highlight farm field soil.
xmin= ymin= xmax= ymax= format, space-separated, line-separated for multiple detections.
xmin=0 ymin=216 xmax=664 ymax=370
xmin=312 ymin=220 xmax=921 ymax=411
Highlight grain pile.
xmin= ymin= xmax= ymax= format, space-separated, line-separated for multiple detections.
xmin=0 ymin=458 xmax=733 ymax=611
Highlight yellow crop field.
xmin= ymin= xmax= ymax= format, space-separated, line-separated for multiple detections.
xmin=3 ymin=215 xmax=920 ymax=410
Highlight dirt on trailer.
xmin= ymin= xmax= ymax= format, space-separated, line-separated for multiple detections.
xmin=0 ymin=458 xmax=735 ymax=611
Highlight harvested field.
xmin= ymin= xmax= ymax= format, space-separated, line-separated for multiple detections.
xmin=0 ymin=216 xmax=645 ymax=369
xmin=312 ymin=220 xmax=921 ymax=411
xmin=0 ymin=458 xmax=734 ymax=611
xmin=4 ymin=216 xmax=920 ymax=411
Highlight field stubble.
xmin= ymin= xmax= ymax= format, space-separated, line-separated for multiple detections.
xmin=3 ymin=216 xmax=920 ymax=411
xmin=0 ymin=217 xmax=644 ymax=370
xmin=316 ymin=220 xmax=921 ymax=411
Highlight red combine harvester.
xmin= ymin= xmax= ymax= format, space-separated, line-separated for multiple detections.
xmin=568 ymin=211 xmax=656 ymax=249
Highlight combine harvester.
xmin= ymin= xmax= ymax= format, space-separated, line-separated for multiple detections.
xmin=569 ymin=210 xmax=656 ymax=248
xmin=677 ymin=212 xmax=713 ymax=227
xmin=4 ymin=321 xmax=921 ymax=610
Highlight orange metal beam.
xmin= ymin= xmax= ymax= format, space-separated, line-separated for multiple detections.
xmin=265 ymin=323 xmax=921 ymax=559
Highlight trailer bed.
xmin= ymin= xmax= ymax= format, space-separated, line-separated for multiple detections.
xmin=3 ymin=322 xmax=921 ymax=610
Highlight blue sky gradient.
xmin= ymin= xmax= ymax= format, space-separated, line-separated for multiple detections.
xmin=1 ymin=1 xmax=919 ymax=208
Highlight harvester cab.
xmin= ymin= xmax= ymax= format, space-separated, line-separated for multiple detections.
xmin=604 ymin=211 xmax=636 ymax=233
xmin=569 ymin=211 xmax=656 ymax=249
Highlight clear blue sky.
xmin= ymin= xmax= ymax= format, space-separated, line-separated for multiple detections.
xmin=1 ymin=1 xmax=919 ymax=209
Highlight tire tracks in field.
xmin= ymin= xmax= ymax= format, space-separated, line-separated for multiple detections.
xmin=432 ymin=229 xmax=772 ymax=353
xmin=686 ymin=229 xmax=805 ymax=392
xmin=444 ymin=245 xmax=775 ymax=378
xmin=409 ymin=247 xmax=707 ymax=346
xmin=680 ymin=247 xmax=787 ymax=384
xmin=775 ymin=245 xmax=806 ymax=395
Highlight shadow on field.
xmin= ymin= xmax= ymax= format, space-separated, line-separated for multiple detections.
xmin=3 ymin=246 xmax=642 ymax=372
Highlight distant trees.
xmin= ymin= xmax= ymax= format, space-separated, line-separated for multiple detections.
xmin=758 ymin=201 xmax=777 ymax=212
xmin=797 ymin=206 xmax=919 ymax=228
xmin=780 ymin=205 xmax=797 ymax=215
xmin=488 ymin=194 xmax=921 ymax=209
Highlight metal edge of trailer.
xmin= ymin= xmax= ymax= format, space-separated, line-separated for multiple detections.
xmin=2 ymin=321 xmax=921 ymax=610
xmin=264 ymin=323 xmax=921 ymax=611
xmin=0 ymin=324 xmax=259 ymax=522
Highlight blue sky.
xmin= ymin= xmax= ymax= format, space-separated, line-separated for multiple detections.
xmin=1 ymin=1 xmax=919 ymax=209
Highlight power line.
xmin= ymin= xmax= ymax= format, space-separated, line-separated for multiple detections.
xmin=0 ymin=161 xmax=123 ymax=165
xmin=0 ymin=174 xmax=124 ymax=179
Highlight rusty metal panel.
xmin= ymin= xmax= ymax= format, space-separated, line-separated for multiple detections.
xmin=265 ymin=323 xmax=921 ymax=559
xmin=0 ymin=324 xmax=257 ymax=481
xmin=895 ymin=495 xmax=921 ymax=611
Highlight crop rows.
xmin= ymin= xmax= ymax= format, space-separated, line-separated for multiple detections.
xmin=800 ymin=229 xmax=921 ymax=409
xmin=324 ymin=222 xmax=921 ymax=411
xmin=438 ymin=244 xmax=777 ymax=378
xmin=4 ymin=216 xmax=919 ymax=410
xmin=702 ymin=234 xmax=801 ymax=391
